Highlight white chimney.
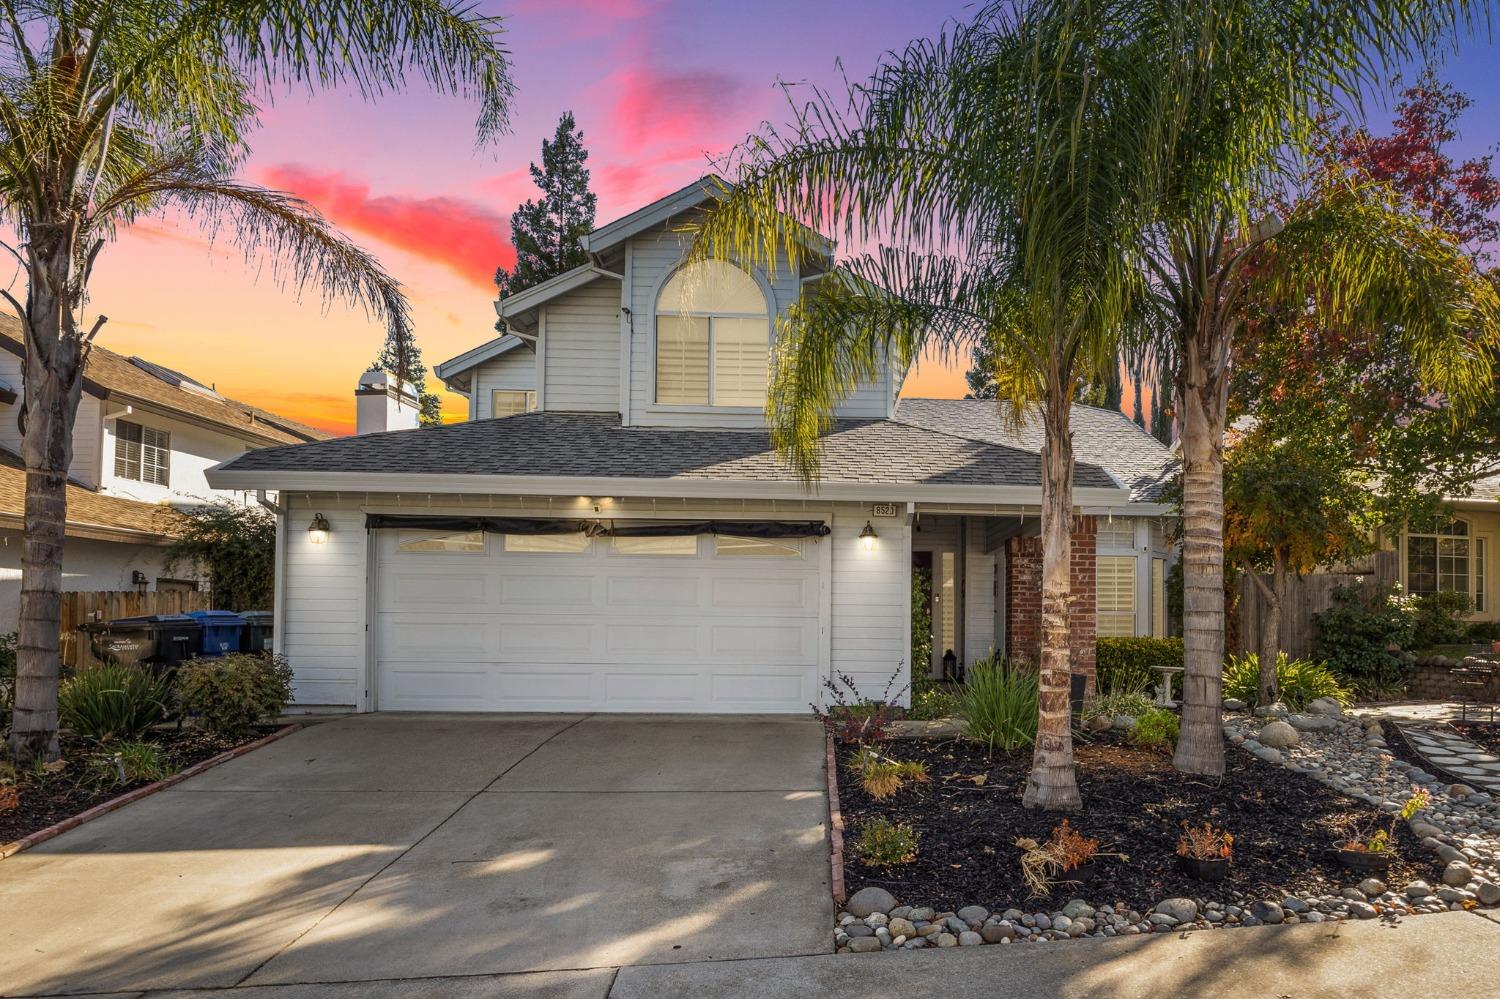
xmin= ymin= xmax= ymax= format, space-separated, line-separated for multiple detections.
xmin=355 ymin=368 xmax=421 ymax=435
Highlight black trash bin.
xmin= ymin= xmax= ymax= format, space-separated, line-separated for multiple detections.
xmin=240 ymin=610 xmax=274 ymax=654
xmin=83 ymin=614 xmax=202 ymax=671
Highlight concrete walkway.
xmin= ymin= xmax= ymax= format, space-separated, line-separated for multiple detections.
xmin=0 ymin=714 xmax=831 ymax=997
xmin=15 ymin=910 xmax=1499 ymax=997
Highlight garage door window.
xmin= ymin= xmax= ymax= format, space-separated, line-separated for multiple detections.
xmin=612 ymin=535 xmax=698 ymax=556
xmin=715 ymin=536 xmax=801 ymax=558
xmin=398 ymin=531 xmax=485 ymax=553
xmin=504 ymin=533 xmax=591 ymax=553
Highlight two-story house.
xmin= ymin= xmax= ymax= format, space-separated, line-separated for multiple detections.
xmin=0 ymin=316 xmax=328 ymax=629
xmin=207 ymin=177 xmax=1177 ymax=714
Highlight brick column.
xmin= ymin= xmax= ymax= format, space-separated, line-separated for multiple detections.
xmin=1069 ymin=515 xmax=1098 ymax=698
xmin=1004 ymin=536 xmax=1043 ymax=663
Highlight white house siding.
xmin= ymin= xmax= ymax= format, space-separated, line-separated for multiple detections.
xmin=625 ymin=224 xmax=894 ymax=428
xmin=964 ymin=521 xmax=997 ymax=661
xmin=471 ymin=349 xmax=537 ymax=420
xmin=100 ymin=408 xmax=254 ymax=507
xmin=0 ymin=529 xmax=175 ymax=633
xmin=540 ymin=279 xmax=621 ymax=412
xmin=0 ymin=351 xmax=105 ymax=487
xmin=278 ymin=494 xmax=367 ymax=709
xmin=830 ymin=506 xmax=911 ymax=704
xmin=274 ymin=493 xmax=915 ymax=712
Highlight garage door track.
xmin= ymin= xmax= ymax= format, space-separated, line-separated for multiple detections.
xmin=0 ymin=714 xmax=832 ymax=996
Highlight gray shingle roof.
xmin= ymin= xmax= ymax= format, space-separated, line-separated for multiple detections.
xmin=894 ymin=398 xmax=1177 ymax=502
xmin=216 ymin=412 xmax=1120 ymax=490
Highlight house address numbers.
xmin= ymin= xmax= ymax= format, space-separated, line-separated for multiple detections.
xmin=871 ymin=503 xmax=900 ymax=518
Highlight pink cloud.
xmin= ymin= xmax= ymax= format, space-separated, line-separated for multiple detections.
xmin=260 ymin=165 xmax=514 ymax=290
xmin=603 ymin=67 xmax=755 ymax=150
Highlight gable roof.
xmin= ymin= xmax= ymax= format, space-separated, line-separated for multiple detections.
xmin=433 ymin=334 xmax=531 ymax=392
xmin=0 ymin=316 xmax=329 ymax=447
xmin=493 ymin=265 xmax=620 ymax=335
xmin=0 ymin=447 xmax=179 ymax=543
xmin=208 ymin=411 xmax=1127 ymax=504
xmin=894 ymin=398 xmax=1177 ymax=503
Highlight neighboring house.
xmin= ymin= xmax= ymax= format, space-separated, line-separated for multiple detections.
xmin=1387 ymin=474 xmax=1498 ymax=625
xmin=0 ymin=316 xmax=329 ymax=628
xmin=207 ymin=177 xmax=1177 ymax=715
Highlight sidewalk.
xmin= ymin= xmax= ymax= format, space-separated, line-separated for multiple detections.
xmin=46 ymin=910 xmax=1498 ymax=998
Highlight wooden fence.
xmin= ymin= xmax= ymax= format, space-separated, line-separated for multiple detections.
xmin=59 ymin=590 xmax=211 ymax=671
xmin=1235 ymin=550 xmax=1398 ymax=661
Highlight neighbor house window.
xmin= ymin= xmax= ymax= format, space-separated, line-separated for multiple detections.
xmin=654 ymin=260 xmax=769 ymax=407
xmin=491 ymin=390 xmax=536 ymax=417
xmin=1476 ymin=537 xmax=1487 ymax=613
xmin=1406 ymin=520 xmax=1470 ymax=600
xmin=504 ymin=533 xmax=590 ymax=553
xmin=612 ymin=535 xmax=698 ymax=556
xmin=398 ymin=531 xmax=485 ymax=553
xmin=715 ymin=536 xmax=801 ymax=558
xmin=114 ymin=421 xmax=169 ymax=486
xmin=1096 ymin=555 xmax=1137 ymax=637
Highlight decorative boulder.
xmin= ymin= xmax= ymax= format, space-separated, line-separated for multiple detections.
xmin=1258 ymin=720 xmax=1300 ymax=749
xmin=1086 ymin=714 xmax=1113 ymax=732
xmin=1253 ymin=701 xmax=1290 ymax=719
xmin=1155 ymin=898 xmax=1199 ymax=923
xmin=1112 ymin=714 xmax=1138 ymax=731
xmin=1288 ymin=714 xmax=1336 ymax=733
xmin=846 ymin=886 xmax=897 ymax=918
xmin=1222 ymin=697 xmax=1247 ymax=711
xmin=1305 ymin=697 xmax=1344 ymax=717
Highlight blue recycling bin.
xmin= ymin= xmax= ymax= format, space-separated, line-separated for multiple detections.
xmin=186 ymin=610 xmax=246 ymax=656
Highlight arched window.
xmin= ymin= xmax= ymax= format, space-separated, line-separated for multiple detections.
xmin=655 ymin=260 xmax=769 ymax=407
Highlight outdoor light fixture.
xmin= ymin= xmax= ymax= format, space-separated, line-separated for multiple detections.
xmin=308 ymin=513 xmax=330 ymax=545
xmin=859 ymin=521 xmax=878 ymax=552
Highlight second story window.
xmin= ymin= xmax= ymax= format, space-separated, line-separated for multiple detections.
xmin=491 ymin=390 xmax=536 ymax=417
xmin=655 ymin=260 xmax=769 ymax=407
xmin=115 ymin=421 xmax=170 ymax=486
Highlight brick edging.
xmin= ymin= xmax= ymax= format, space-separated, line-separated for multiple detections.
xmin=0 ymin=723 xmax=302 ymax=862
xmin=826 ymin=732 xmax=846 ymax=905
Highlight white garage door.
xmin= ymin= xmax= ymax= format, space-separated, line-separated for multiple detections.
xmin=373 ymin=526 xmax=824 ymax=712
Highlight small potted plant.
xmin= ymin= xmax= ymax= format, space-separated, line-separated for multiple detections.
xmin=1176 ymin=822 xmax=1233 ymax=881
xmin=1337 ymin=786 xmax=1432 ymax=870
xmin=1016 ymin=820 xmax=1117 ymax=896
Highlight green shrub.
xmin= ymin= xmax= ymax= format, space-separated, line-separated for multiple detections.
xmin=1096 ymin=638 xmax=1183 ymax=695
xmin=1469 ymin=621 xmax=1500 ymax=643
xmin=1222 ymin=652 xmax=1352 ymax=710
xmin=1410 ymin=590 xmax=1473 ymax=648
xmin=176 ymin=653 xmax=293 ymax=738
xmin=1085 ymin=686 xmax=1155 ymax=722
xmin=907 ymin=685 xmax=960 ymax=721
xmin=1131 ymin=707 xmax=1179 ymax=748
xmin=87 ymin=740 xmax=170 ymax=785
xmin=959 ymin=655 xmax=1039 ymax=753
xmin=59 ymin=664 xmax=173 ymax=742
xmin=854 ymin=819 xmax=919 ymax=867
xmin=1314 ymin=584 xmax=1414 ymax=692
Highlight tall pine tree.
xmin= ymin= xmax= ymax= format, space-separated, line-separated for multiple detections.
xmin=372 ymin=330 xmax=443 ymax=427
xmin=494 ymin=112 xmax=597 ymax=309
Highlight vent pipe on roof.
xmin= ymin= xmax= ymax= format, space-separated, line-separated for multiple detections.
xmin=355 ymin=368 xmax=420 ymax=435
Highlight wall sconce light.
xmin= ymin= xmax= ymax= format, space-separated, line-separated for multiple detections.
xmin=859 ymin=521 xmax=878 ymax=552
xmin=308 ymin=513 xmax=330 ymax=545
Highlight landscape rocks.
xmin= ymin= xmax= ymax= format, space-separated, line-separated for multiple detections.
xmin=1306 ymin=697 xmax=1344 ymax=717
xmin=1288 ymin=714 xmax=1337 ymax=733
xmin=1257 ymin=720 xmax=1300 ymax=749
xmin=1443 ymin=861 xmax=1474 ymax=886
xmin=1154 ymin=898 xmax=1198 ymax=923
xmin=847 ymin=886 xmax=897 ymax=918
xmin=1223 ymin=698 xmax=1247 ymax=712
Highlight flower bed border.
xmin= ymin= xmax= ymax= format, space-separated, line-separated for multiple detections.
xmin=826 ymin=732 xmax=847 ymax=905
xmin=0 ymin=723 xmax=302 ymax=861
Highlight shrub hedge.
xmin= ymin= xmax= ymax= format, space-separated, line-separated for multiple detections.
xmin=176 ymin=653 xmax=293 ymax=738
xmin=1096 ymin=637 xmax=1183 ymax=694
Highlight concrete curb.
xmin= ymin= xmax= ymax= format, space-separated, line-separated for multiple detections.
xmin=0 ymin=723 xmax=302 ymax=861
xmin=826 ymin=732 xmax=846 ymax=905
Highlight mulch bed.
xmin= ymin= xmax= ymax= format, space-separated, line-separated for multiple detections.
xmin=0 ymin=726 xmax=272 ymax=844
xmin=838 ymin=733 xmax=1442 ymax=913
xmin=1450 ymin=721 xmax=1500 ymax=757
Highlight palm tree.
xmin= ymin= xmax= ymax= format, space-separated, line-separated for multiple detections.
xmin=2 ymin=1 xmax=514 ymax=762
xmin=1117 ymin=0 xmax=1491 ymax=776
xmin=691 ymin=2 xmax=1162 ymax=810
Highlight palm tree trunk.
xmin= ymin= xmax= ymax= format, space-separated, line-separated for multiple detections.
xmin=1022 ymin=390 xmax=1081 ymax=811
xmin=7 ymin=243 xmax=84 ymax=763
xmin=1173 ymin=331 xmax=1228 ymax=776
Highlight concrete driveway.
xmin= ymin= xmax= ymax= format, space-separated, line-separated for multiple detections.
xmin=0 ymin=714 xmax=832 ymax=996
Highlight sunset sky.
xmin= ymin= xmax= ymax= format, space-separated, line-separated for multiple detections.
xmin=78 ymin=1 xmax=1500 ymax=435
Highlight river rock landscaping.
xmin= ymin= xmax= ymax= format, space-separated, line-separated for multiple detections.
xmin=833 ymin=704 xmax=1500 ymax=954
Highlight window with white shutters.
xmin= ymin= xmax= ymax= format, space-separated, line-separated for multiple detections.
xmin=1096 ymin=555 xmax=1137 ymax=637
xmin=490 ymin=390 xmax=536 ymax=417
xmin=1096 ymin=519 xmax=1135 ymax=549
xmin=654 ymin=260 xmax=769 ymax=407
xmin=114 ymin=421 xmax=170 ymax=486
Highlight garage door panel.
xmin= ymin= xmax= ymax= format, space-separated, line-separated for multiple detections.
xmin=374 ymin=527 xmax=826 ymax=713
xmin=605 ymin=575 xmax=702 ymax=608
xmin=710 ymin=575 xmax=815 ymax=609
